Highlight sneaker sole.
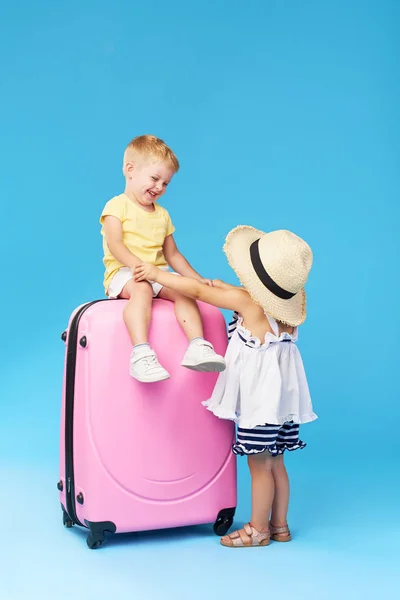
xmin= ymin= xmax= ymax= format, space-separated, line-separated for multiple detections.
xmin=181 ymin=360 xmax=226 ymax=373
xmin=130 ymin=371 xmax=171 ymax=383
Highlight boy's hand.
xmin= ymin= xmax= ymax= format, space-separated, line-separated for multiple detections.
xmin=134 ymin=263 xmax=159 ymax=282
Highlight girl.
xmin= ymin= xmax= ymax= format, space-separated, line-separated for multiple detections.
xmin=134 ymin=225 xmax=317 ymax=548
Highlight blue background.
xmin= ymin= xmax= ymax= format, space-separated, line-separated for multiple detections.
xmin=1 ymin=1 xmax=399 ymax=598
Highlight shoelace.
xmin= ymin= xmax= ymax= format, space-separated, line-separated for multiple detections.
xmin=141 ymin=354 xmax=164 ymax=373
xmin=142 ymin=354 xmax=156 ymax=367
xmin=199 ymin=343 xmax=215 ymax=357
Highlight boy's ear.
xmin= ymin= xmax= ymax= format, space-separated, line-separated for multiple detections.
xmin=123 ymin=161 xmax=134 ymax=178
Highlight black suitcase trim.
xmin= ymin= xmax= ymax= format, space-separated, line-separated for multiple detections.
xmin=64 ymin=299 xmax=108 ymax=527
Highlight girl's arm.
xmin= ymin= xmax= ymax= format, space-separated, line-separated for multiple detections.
xmin=211 ymin=279 xmax=241 ymax=290
xmin=134 ymin=263 xmax=250 ymax=312
xmin=163 ymin=234 xmax=211 ymax=284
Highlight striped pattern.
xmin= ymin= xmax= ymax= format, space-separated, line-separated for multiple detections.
xmin=227 ymin=311 xmax=239 ymax=340
xmin=233 ymin=422 xmax=306 ymax=456
xmin=226 ymin=311 xmax=307 ymax=456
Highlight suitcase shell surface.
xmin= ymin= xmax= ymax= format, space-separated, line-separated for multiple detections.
xmin=59 ymin=298 xmax=236 ymax=548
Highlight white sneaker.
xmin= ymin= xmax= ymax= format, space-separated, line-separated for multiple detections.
xmin=130 ymin=348 xmax=170 ymax=383
xmin=181 ymin=339 xmax=226 ymax=373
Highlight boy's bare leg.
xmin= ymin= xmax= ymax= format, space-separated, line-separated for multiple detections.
xmin=158 ymin=286 xmax=203 ymax=339
xmin=120 ymin=280 xmax=152 ymax=344
xmin=120 ymin=280 xmax=169 ymax=382
xmin=158 ymin=287 xmax=226 ymax=372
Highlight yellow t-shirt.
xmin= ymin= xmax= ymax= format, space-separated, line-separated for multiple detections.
xmin=100 ymin=194 xmax=175 ymax=294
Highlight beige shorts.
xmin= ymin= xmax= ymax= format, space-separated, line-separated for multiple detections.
xmin=107 ymin=266 xmax=177 ymax=299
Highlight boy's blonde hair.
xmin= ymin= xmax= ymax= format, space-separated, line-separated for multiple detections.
xmin=123 ymin=134 xmax=180 ymax=174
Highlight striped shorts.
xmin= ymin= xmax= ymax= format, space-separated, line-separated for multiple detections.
xmin=232 ymin=422 xmax=306 ymax=456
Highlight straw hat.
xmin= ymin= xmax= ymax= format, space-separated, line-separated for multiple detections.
xmin=223 ymin=226 xmax=313 ymax=326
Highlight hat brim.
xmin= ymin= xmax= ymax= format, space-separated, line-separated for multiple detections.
xmin=223 ymin=225 xmax=307 ymax=327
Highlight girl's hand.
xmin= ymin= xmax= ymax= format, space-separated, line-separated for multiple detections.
xmin=198 ymin=277 xmax=213 ymax=287
xmin=134 ymin=263 xmax=158 ymax=282
xmin=211 ymin=279 xmax=224 ymax=288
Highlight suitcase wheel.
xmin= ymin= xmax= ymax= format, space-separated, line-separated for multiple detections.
xmin=213 ymin=507 xmax=236 ymax=536
xmin=86 ymin=533 xmax=105 ymax=550
xmin=213 ymin=517 xmax=234 ymax=536
xmin=62 ymin=506 xmax=74 ymax=529
xmin=84 ymin=520 xmax=116 ymax=549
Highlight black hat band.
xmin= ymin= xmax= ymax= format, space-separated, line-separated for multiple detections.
xmin=249 ymin=239 xmax=296 ymax=300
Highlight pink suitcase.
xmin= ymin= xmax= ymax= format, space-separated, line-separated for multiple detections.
xmin=58 ymin=298 xmax=236 ymax=549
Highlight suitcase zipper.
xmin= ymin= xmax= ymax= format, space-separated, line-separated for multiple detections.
xmin=64 ymin=299 xmax=108 ymax=527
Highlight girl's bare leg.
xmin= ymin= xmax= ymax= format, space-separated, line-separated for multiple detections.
xmin=220 ymin=452 xmax=274 ymax=546
xmin=270 ymin=455 xmax=290 ymax=528
xmin=248 ymin=452 xmax=275 ymax=532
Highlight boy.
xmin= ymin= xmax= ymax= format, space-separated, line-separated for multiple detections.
xmin=100 ymin=135 xmax=226 ymax=383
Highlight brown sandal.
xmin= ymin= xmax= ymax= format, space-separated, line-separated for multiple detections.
xmin=220 ymin=523 xmax=271 ymax=548
xmin=270 ymin=523 xmax=291 ymax=542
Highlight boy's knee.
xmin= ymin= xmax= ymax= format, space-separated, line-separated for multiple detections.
xmin=134 ymin=280 xmax=153 ymax=295
xmin=123 ymin=280 xmax=152 ymax=303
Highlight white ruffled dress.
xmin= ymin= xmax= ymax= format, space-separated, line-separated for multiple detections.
xmin=202 ymin=312 xmax=317 ymax=456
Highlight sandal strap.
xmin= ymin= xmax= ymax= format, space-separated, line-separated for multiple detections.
xmin=224 ymin=526 xmax=251 ymax=547
xmin=247 ymin=523 xmax=270 ymax=545
xmin=232 ymin=524 xmax=252 ymax=546
xmin=224 ymin=524 xmax=270 ymax=547
xmin=243 ymin=523 xmax=253 ymax=536
xmin=270 ymin=523 xmax=290 ymax=534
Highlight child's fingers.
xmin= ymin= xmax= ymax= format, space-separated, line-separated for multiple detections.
xmin=133 ymin=264 xmax=152 ymax=282
xmin=134 ymin=267 xmax=145 ymax=281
